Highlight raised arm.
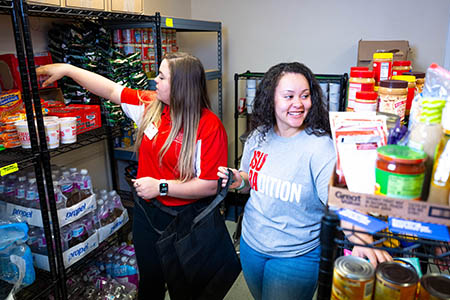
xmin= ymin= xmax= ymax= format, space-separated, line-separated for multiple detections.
xmin=36 ymin=63 xmax=124 ymax=105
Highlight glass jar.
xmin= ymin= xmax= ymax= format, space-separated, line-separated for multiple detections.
xmin=392 ymin=60 xmax=412 ymax=76
xmin=378 ymin=80 xmax=408 ymax=122
xmin=375 ymin=145 xmax=426 ymax=200
xmin=373 ymin=52 xmax=393 ymax=85
xmin=406 ymin=71 xmax=425 ymax=94
xmin=347 ymin=70 xmax=375 ymax=111
xmin=391 ymin=75 xmax=416 ymax=119
xmin=354 ymin=91 xmax=378 ymax=112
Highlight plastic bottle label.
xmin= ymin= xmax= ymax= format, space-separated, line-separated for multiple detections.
xmin=375 ymin=168 xmax=424 ymax=199
xmin=0 ymin=184 xmax=4 ymax=194
xmin=16 ymin=188 xmax=25 ymax=199
xmin=61 ymin=183 xmax=73 ymax=194
xmin=26 ymin=191 xmax=35 ymax=201
xmin=72 ymin=226 xmax=85 ymax=238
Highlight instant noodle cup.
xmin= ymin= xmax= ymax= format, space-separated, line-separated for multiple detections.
xmin=59 ymin=117 xmax=77 ymax=144
xmin=44 ymin=120 xmax=59 ymax=149
xmin=44 ymin=116 xmax=59 ymax=123
xmin=14 ymin=120 xmax=31 ymax=149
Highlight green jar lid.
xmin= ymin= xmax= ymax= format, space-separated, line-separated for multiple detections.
xmin=377 ymin=145 xmax=426 ymax=164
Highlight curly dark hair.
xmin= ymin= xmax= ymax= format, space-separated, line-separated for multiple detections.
xmin=250 ymin=62 xmax=331 ymax=141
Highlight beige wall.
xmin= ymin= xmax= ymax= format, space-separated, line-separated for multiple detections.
xmin=144 ymin=0 xmax=190 ymax=17
xmin=188 ymin=0 xmax=450 ymax=166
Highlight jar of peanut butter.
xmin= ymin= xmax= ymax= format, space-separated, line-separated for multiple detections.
xmin=378 ymin=80 xmax=408 ymax=122
xmin=347 ymin=70 xmax=375 ymax=111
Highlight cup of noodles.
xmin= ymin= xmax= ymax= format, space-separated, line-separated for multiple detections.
xmin=59 ymin=117 xmax=77 ymax=144
xmin=15 ymin=120 xmax=31 ymax=149
xmin=44 ymin=120 xmax=59 ymax=149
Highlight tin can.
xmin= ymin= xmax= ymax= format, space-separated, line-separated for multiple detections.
xmin=142 ymin=28 xmax=150 ymax=44
xmin=419 ymin=273 xmax=450 ymax=299
xmin=331 ymin=256 xmax=375 ymax=300
xmin=134 ymin=28 xmax=142 ymax=44
xmin=112 ymin=29 xmax=122 ymax=44
xmin=122 ymin=29 xmax=134 ymax=44
xmin=373 ymin=261 xmax=418 ymax=300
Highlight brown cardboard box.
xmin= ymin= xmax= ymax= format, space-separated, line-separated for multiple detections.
xmin=328 ymin=167 xmax=450 ymax=226
xmin=357 ymin=40 xmax=410 ymax=67
xmin=39 ymin=88 xmax=65 ymax=107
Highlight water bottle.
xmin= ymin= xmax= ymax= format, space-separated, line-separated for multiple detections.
xmin=61 ymin=226 xmax=72 ymax=251
xmin=69 ymin=167 xmax=80 ymax=189
xmin=115 ymin=256 xmax=128 ymax=280
xmin=37 ymin=232 xmax=48 ymax=255
xmin=112 ymin=254 xmax=121 ymax=278
xmin=52 ymin=180 xmax=66 ymax=209
xmin=127 ymin=258 xmax=139 ymax=288
xmin=25 ymin=178 xmax=39 ymax=209
xmin=15 ymin=176 xmax=27 ymax=206
xmin=0 ymin=175 xmax=6 ymax=196
xmin=99 ymin=189 xmax=108 ymax=201
xmin=69 ymin=222 xmax=88 ymax=248
xmin=5 ymin=174 xmax=17 ymax=202
xmin=0 ymin=244 xmax=15 ymax=282
xmin=108 ymin=190 xmax=123 ymax=221
xmin=11 ymin=243 xmax=35 ymax=285
xmin=97 ymin=199 xmax=111 ymax=227
xmin=79 ymin=169 xmax=93 ymax=195
xmin=60 ymin=171 xmax=80 ymax=207
xmin=105 ymin=252 xmax=114 ymax=276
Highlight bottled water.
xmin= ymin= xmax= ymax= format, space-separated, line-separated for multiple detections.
xmin=69 ymin=167 xmax=80 ymax=189
xmin=15 ymin=176 xmax=27 ymax=205
xmin=79 ymin=169 xmax=93 ymax=194
xmin=0 ymin=175 xmax=6 ymax=196
xmin=5 ymin=174 xmax=17 ymax=202
xmin=25 ymin=178 xmax=39 ymax=209
xmin=105 ymin=252 xmax=114 ymax=276
xmin=114 ymin=256 xmax=128 ymax=279
xmin=112 ymin=254 xmax=121 ymax=278
xmin=97 ymin=199 xmax=111 ymax=227
xmin=69 ymin=222 xmax=88 ymax=248
xmin=127 ymin=258 xmax=139 ymax=288
xmin=60 ymin=226 xmax=72 ymax=251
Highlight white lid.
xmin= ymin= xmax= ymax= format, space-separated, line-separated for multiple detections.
xmin=80 ymin=169 xmax=88 ymax=175
xmin=69 ymin=168 xmax=77 ymax=173
xmin=97 ymin=200 xmax=104 ymax=205
xmin=28 ymin=178 xmax=36 ymax=184
xmin=121 ymin=256 xmax=128 ymax=263
xmin=107 ymin=253 xmax=113 ymax=258
xmin=62 ymin=171 xmax=70 ymax=177
xmin=129 ymin=258 xmax=136 ymax=265
xmin=53 ymin=181 xmax=59 ymax=186
xmin=101 ymin=195 xmax=108 ymax=201
xmin=109 ymin=190 xmax=117 ymax=196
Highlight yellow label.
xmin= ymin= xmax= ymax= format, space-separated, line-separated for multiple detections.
xmin=165 ymin=18 xmax=174 ymax=27
xmin=0 ymin=163 xmax=18 ymax=176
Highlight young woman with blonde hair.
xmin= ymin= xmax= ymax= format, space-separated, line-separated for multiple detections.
xmin=37 ymin=52 xmax=228 ymax=299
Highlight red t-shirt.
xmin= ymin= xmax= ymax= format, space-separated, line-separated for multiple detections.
xmin=120 ymin=87 xmax=228 ymax=206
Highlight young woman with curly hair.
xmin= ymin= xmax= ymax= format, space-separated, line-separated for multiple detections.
xmin=218 ymin=62 xmax=390 ymax=300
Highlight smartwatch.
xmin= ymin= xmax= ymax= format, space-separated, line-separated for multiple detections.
xmin=159 ymin=179 xmax=168 ymax=196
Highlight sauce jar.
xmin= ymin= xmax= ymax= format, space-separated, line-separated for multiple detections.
xmin=347 ymin=70 xmax=375 ymax=111
xmin=405 ymin=71 xmax=425 ymax=94
xmin=392 ymin=60 xmax=412 ymax=76
xmin=354 ymin=91 xmax=378 ymax=112
xmin=391 ymin=75 xmax=416 ymax=118
xmin=378 ymin=80 xmax=408 ymax=122
xmin=375 ymin=145 xmax=426 ymax=200
xmin=373 ymin=52 xmax=393 ymax=85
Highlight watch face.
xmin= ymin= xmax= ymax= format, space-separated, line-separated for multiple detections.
xmin=160 ymin=183 xmax=168 ymax=195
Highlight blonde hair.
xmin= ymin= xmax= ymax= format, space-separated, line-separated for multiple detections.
xmin=134 ymin=52 xmax=210 ymax=182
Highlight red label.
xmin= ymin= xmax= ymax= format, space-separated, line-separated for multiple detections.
xmin=373 ymin=60 xmax=393 ymax=84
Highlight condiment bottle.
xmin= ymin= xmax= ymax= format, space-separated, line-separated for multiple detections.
xmin=392 ymin=60 xmax=412 ymax=76
xmin=347 ymin=70 xmax=375 ymax=111
xmin=378 ymin=80 xmax=408 ymax=123
xmin=408 ymin=98 xmax=446 ymax=200
xmin=373 ymin=52 xmax=393 ymax=85
xmin=428 ymin=104 xmax=450 ymax=205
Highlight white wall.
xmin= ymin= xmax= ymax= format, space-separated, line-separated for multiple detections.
xmin=189 ymin=0 xmax=450 ymax=165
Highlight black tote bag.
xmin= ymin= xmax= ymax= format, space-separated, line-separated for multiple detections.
xmin=155 ymin=170 xmax=241 ymax=300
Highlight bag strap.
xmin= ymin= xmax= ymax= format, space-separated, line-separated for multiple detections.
xmin=192 ymin=169 xmax=233 ymax=225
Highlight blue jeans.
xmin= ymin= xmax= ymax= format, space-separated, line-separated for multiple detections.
xmin=240 ymin=237 xmax=320 ymax=300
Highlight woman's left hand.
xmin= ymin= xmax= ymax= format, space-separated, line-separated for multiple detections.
xmin=132 ymin=177 xmax=160 ymax=199
xmin=351 ymin=246 xmax=393 ymax=268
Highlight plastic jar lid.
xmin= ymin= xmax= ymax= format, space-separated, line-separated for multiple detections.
xmin=379 ymin=80 xmax=408 ymax=89
xmin=392 ymin=75 xmax=416 ymax=83
xmin=373 ymin=52 xmax=393 ymax=59
xmin=393 ymin=60 xmax=411 ymax=67
xmin=356 ymin=91 xmax=378 ymax=100
xmin=350 ymin=66 xmax=369 ymax=72
xmin=377 ymin=145 xmax=426 ymax=164
xmin=350 ymin=70 xmax=374 ymax=78
xmin=406 ymin=71 xmax=425 ymax=79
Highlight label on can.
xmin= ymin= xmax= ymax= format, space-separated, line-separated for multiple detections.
xmin=332 ymin=269 xmax=374 ymax=300
xmin=113 ymin=29 xmax=122 ymax=44
xmin=375 ymin=168 xmax=424 ymax=199
xmin=373 ymin=276 xmax=417 ymax=300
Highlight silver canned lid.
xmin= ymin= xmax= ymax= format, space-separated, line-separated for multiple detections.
xmin=334 ymin=256 xmax=375 ymax=281
xmin=376 ymin=261 xmax=418 ymax=287
xmin=421 ymin=273 xmax=450 ymax=299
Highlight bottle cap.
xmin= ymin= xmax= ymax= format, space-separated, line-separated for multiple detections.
xmin=80 ymin=169 xmax=88 ymax=175
xmin=69 ymin=168 xmax=77 ymax=173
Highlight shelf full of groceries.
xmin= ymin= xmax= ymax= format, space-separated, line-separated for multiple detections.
xmin=0 ymin=164 xmax=129 ymax=293
xmin=324 ymin=52 xmax=450 ymax=299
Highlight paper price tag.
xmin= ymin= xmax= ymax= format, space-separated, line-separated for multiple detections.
xmin=0 ymin=163 xmax=18 ymax=177
xmin=165 ymin=18 xmax=174 ymax=27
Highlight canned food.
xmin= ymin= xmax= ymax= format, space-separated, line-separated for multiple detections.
xmin=373 ymin=261 xmax=418 ymax=300
xmin=122 ymin=29 xmax=134 ymax=44
xmin=331 ymin=256 xmax=375 ymax=300
xmin=112 ymin=29 xmax=122 ymax=44
xmin=134 ymin=28 xmax=142 ymax=44
xmin=419 ymin=273 xmax=450 ymax=299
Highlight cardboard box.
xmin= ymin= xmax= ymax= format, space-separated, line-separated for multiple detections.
xmin=47 ymin=104 xmax=102 ymax=134
xmin=357 ymin=40 xmax=410 ymax=67
xmin=98 ymin=209 xmax=129 ymax=243
xmin=0 ymin=52 xmax=57 ymax=91
xmin=328 ymin=170 xmax=450 ymax=226
xmin=33 ymin=232 xmax=99 ymax=271
xmin=39 ymin=87 xmax=66 ymax=108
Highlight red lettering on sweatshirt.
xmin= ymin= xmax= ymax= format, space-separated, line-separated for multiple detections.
xmin=248 ymin=150 xmax=268 ymax=191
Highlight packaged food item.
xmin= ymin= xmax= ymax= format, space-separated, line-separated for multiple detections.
xmin=331 ymin=256 xmax=374 ymax=300
xmin=406 ymin=71 xmax=425 ymax=94
xmin=378 ymin=80 xmax=408 ymax=122
xmin=392 ymin=60 xmax=412 ymax=76
xmin=391 ymin=75 xmax=416 ymax=120
xmin=373 ymin=261 xmax=418 ymax=300
xmin=375 ymin=145 xmax=426 ymax=200
xmin=418 ymin=273 xmax=450 ymax=299
xmin=354 ymin=91 xmax=378 ymax=112
xmin=347 ymin=70 xmax=375 ymax=111
xmin=373 ymin=52 xmax=393 ymax=85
